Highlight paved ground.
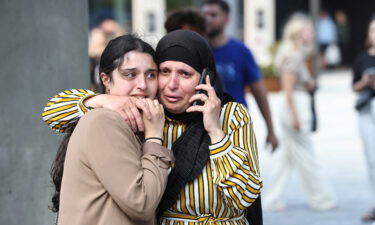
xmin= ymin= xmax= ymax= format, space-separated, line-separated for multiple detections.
xmin=246 ymin=70 xmax=374 ymax=225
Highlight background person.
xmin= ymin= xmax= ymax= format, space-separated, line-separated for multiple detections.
xmin=164 ymin=8 xmax=206 ymax=36
xmin=352 ymin=16 xmax=375 ymax=223
xmin=335 ymin=10 xmax=351 ymax=67
xmin=317 ymin=9 xmax=338 ymax=69
xmin=89 ymin=19 xmax=126 ymax=92
xmin=264 ymin=13 xmax=337 ymax=211
xmin=202 ymin=0 xmax=278 ymax=151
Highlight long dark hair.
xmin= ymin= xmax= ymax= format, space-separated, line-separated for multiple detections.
xmin=50 ymin=34 xmax=156 ymax=212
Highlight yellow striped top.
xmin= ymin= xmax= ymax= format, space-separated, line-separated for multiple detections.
xmin=161 ymin=102 xmax=261 ymax=225
xmin=41 ymin=89 xmax=262 ymax=225
xmin=41 ymin=89 xmax=95 ymax=133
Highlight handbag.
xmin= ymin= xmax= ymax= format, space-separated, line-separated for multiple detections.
xmin=310 ymin=91 xmax=318 ymax=132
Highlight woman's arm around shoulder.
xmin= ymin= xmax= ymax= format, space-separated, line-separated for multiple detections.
xmin=41 ymin=89 xmax=95 ymax=132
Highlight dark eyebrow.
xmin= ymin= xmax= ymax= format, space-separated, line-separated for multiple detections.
xmin=146 ymin=68 xmax=158 ymax=72
xmin=159 ymin=66 xmax=170 ymax=71
xmin=118 ymin=68 xmax=137 ymax=73
xmin=177 ymin=69 xmax=192 ymax=74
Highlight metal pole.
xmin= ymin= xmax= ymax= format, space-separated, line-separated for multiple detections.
xmin=309 ymin=0 xmax=321 ymax=76
xmin=0 ymin=0 xmax=89 ymax=224
xmin=309 ymin=0 xmax=321 ymax=132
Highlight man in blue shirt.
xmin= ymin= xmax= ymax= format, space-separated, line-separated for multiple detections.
xmin=317 ymin=10 xmax=337 ymax=52
xmin=213 ymin=39 xmax=262 ymax=105
xmin=202 ymin=0 xmax=278 ymax=150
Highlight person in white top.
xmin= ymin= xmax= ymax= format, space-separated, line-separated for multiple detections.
xmin=264 ymin=13 xmax=337 ymax=211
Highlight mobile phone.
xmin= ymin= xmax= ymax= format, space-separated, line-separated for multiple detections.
xmin=192 ymin=68 xmax=209 ymax=106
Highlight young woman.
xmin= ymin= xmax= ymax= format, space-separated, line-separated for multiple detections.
xmin=46 ymin=35 xmax=174 ymax=225
xmin=353 ymin=16 xmax=375 ymax=222
xmin=43 ymin=30 xmax=262 ymax=224
xmin=264 ymin=13 xmax=337 ymax=211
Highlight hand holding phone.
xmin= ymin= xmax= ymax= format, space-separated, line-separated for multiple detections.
xmin=192 ymin=68 xmax=209 ymax=106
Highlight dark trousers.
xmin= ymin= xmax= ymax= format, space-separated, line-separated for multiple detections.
xmin=246 ymin=196 xmax=263 ymax=225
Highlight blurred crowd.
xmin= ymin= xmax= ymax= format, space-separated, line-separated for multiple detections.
xmin=317 ymin=9 xmax=351 ymax=69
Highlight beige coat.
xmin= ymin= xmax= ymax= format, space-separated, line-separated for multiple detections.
xmin=58 ymin=108 xmax=174 ymax=225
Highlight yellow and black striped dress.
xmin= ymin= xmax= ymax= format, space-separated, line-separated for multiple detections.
xmin=42 ymin=89 xmax=262 ymax=225
xmin=42 ymin=89 xmax=95 ymax=133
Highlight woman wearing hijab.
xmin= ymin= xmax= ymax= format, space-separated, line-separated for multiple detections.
xmin=42 ymin=30 xmax=262 ymax=224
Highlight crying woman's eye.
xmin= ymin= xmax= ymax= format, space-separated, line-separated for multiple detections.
xmin=146 ymin=72 xmax=157 ymax=79
xmin=160 ymin=68 xmax=169 ymax=75
xmin=180 ymin=71 xmax=192 ymax=78
xmin=122 ymin=73 xmax=136 ymax=78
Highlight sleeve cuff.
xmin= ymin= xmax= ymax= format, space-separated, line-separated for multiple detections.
xmin=209 ymin=134 xmax=233 ymax=159
xmin=78 ymin=93 xmax=97 ymax=114
xmin=142 ymin=142 xmax=175 ymax=164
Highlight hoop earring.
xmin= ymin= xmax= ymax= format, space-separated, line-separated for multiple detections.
xmin=105 ymin=87 xmax=110 ymax=94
